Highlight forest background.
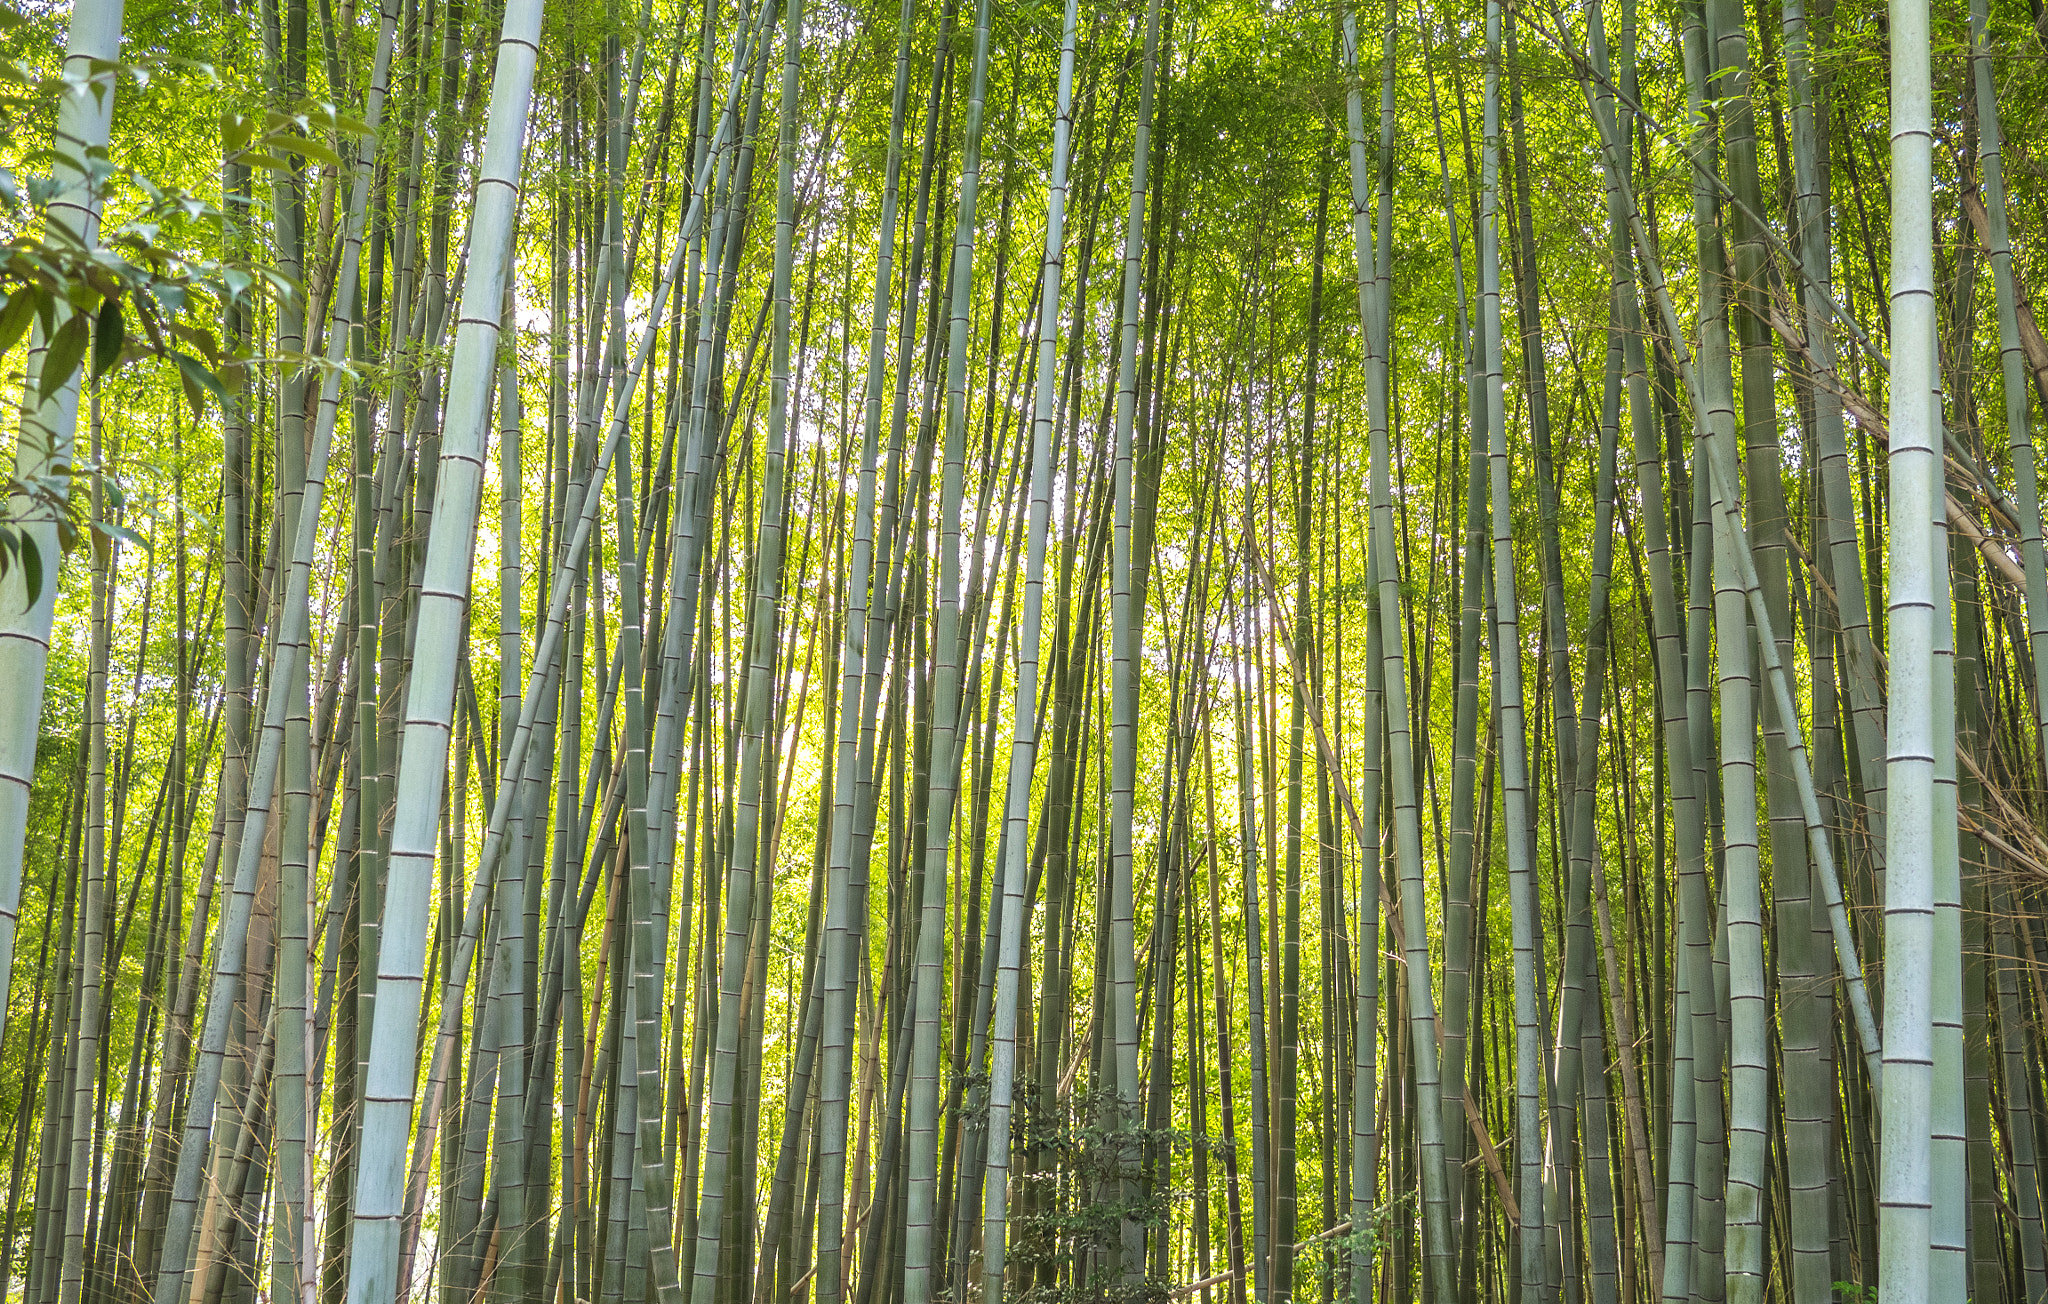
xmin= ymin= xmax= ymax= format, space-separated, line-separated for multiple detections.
xmin=0 ymin=0 xmax=2028 ymax=1298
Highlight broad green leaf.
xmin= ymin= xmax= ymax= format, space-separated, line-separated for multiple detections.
xmin=17 ymin=532 xmax=39 ymax=608
xmin=0 ymin=288 xmax=35 ymax=358
xmin=90 ymin=295 xmax=121 ymax=380
xmin=38 ymin=310 xmax=86 ymax=402
xmin=172 ymin=350 xmax=223 ymax=418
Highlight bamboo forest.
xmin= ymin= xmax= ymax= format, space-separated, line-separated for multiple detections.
xmin=3 ymin=0 xmax=2046 ymax=1292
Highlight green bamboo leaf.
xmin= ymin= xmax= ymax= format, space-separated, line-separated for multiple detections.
xmin=15 ymin=530 xmax=39 ymax=607
xmin=272 ymin=133 xmax=343 ymax=169
xmin=90 ymin=294 xmax=121 ymax=380
xmin=38 ymin=310 xmax=86 ymax=401
xmin=0 ymin=287 xmax=34 ymax=357
xmin=171 ymin=349 xmax=220 ymax=418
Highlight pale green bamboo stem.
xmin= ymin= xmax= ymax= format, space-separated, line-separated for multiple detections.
xmin=906 ymin=0 xmax=994 ymax=1292
xmin=1876 ymin=0 xmax=1939 ymax=1284
xmin=979 ymin=3 xmax=1078 ymax=1294
xmin=339 ymin=1 xmax=545 ymax=1299
xmin=1480 ymin=2 xmax=1548 ymax=1292
xmin=1343 ymin=6 xmax=1452 ymax=1302
xmin=816 ymin=0 xmax=916 ymax=1295
xmin=1108 ymin=0 xmax=1165 ymax=1279
xmin=0 ymin=0 xmax=126 ymax=1080
xmin=149 ymin=6 xmax=399 ymax=1296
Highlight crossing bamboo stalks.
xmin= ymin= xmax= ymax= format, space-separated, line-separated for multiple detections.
xmin=0 ymin=1 xmax=2039 ymax=1302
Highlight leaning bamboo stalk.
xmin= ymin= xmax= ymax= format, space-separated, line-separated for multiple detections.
xmin=271 ymin=13 xmax=319 ymax=1272
xmin=26 ymin=784 xmax=78 ymax=1304
xmin=1341 ymin=5 xmax=1453 ymax=1302
xmin=1664 ymin=13 xmax=1757 ymax=1298
xmin=611 ymin=39 xmax=693 ymax=1303
xmin=383 ymin=17 xmax=768 ymax=1294
xmin=1581 ymin=21 xmax=1666 ymax=1285
xmin=1696 ymin=449 xmax=1885 ymax=1071
xmin=1478 ymin=2 xmax=1547 ymax=1292
xmin=1992 ymin=874 xmax=2048 ymax=1298
xmin=979 ymin=1 xmax=1079 ymax=1294
xmin=336 ymin=0 xmax=543 ymax=1299
xmin=583 ymin=11 xmax=781 ymax=1293
xmin=1780 ymin=0 xmax=1888 ymax=882
xmin=1416 ymin=18 xmax=1483 ymax=1264
xmin=1554 ymin=214 xmax=1625 ymax=1304
xmin=1966 ymin=0 xmax=2048 ymax=785
xmin=1233 ymin=579 xmax=1273 ymax=1303
xmin=1703 ymin=329 xmax=1768 ymax=1304
xmin=644 ymin=0 xmax=774 ymax=979
xmin=1543 ymin=0 xmax=1883 ymax=1083
xmin=148 ymin=4 xmax=400 ymax=1296
xmin=0 ymin=0 xmax=126 ymax=1076
xmin=683 ymin=4 xmax=801 ymax=1293
xmin=815 ymin=0 xmax=918 ymax=1294
xmin=1107 ymin=0 xmax=1164 ymax=1281
xmin=905 ymin=0 xmax=994 ymax=1292
xmin=57 ymin=406 xmax=112 ymax=1304
xmin=1968 ymin=4 xmax=2048 ymax=1289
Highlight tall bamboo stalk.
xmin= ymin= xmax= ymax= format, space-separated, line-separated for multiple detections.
xmin=1877 ymin=0 xmax=1939 ymax=1289
xmin=0 ymin=0 xmax=127 ymax=1070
